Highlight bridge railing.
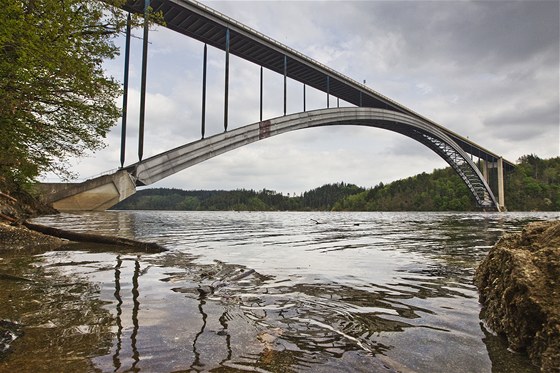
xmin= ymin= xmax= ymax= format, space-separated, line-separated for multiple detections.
xmin=188 ymin=0 xmax=401 ymax=110
xmin=39 ymin=168 xmax=120 ymax=184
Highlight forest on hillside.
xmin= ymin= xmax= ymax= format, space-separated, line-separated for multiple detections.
xmin=333 ymin=155 xmax=559 ymax=211
xmin=113 ymin=155 xmax=560 ymax=212
xmin=113 ymin=183 xmax=365 ymax=211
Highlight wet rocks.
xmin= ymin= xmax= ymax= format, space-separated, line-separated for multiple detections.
xmin=0 ymin=320 xmax=23 ymax=358
xmin=0 ymin=179 xmax=56 ymax=223
xmin=0 ymin=222 xmax=66 ymax=252
xmin=474 ymin=220 xmax=560 ymax=372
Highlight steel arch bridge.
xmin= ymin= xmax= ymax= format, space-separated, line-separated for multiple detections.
xmin=126 ymin=108 xmax=498 ymax=208
xmin=42 ymin=0 xmax=513 ymax=211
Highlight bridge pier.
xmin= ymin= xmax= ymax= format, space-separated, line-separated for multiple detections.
xmin=481 ymin=159 xmax=489 ymax=183
xmin=120 ymin=13 xmax=132 ymax=168
xmin=497 ymin=157 xmax=505 ymax=211
xmin=480 ymin=158 xmax=506 ymax=211
xmin=138 ymin=0 xmax=151 ymax=162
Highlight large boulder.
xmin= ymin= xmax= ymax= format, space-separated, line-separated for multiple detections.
xmin=474 ymin=220 xmax=560 ymax=372
xmin=0 ymin=178 xmax=56 ymax=222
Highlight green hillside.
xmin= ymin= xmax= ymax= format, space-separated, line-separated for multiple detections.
xmin=333 ymin=155 xmax=559 ymax=211
xmin=113 ymin=182 xmax=365 ymax=211
xmin=113 ymin=155 xmax=559 ymax=212
xmin=505 ymin=155 xmax=560 ymax=210
xmin=332 ymin=167 xmax=474 ymax=211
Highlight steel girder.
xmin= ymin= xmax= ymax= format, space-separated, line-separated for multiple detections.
xmin=412 ymin=132 xmax=496 ymax=208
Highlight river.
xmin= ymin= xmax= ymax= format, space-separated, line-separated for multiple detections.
xmin=1 ymin=211 xmax=558 ymax=372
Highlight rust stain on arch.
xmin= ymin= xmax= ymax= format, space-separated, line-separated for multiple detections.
xmin=259 ymin=120 xmax=271 ymax=139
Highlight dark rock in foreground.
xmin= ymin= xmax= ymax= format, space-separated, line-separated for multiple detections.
xmin=475 ymin=220 xmax=560 ymax=372
xmin=0 ymin=320 xmax=23 ymax=358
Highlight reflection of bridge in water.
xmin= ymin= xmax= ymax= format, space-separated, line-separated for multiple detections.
xmin=42 ymin=0 xmax=514 ymax=211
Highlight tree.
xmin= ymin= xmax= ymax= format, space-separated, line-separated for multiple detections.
xmin=0 ymin=1 xmax=150 ymax=186
xmin=504 ymin=155 xmax=560 ymax=211
xmin=179 ymin=196 xmax=201 ymax=210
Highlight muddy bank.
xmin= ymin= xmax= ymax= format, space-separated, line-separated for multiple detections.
xmin=0 ymin=179 xmax=57 ymax=223
xmin=474 ymin=220 xmax=560 ymax=372
xmin=0 ymin=221 xmax=167 ymax=255
xmin=0 ymin=221 xmax=67 ymax=253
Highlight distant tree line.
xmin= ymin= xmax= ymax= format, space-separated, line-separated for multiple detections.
xmin=113 ymin=155 xmax=560 ymax=212
xmin=331 ymin=167 xmax=474 ymax=211
xmin=113 ymin=182 xmax=365 ymax=211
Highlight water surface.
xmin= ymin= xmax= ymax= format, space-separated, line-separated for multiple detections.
xmin=2 ymin=211 xmax=558 ymax=372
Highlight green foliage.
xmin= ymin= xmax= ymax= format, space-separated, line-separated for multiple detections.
xmin=0 ymin=0 xmax=151 ymax=186
xmin=113 ymin=183 xmax=366 ymax=211
xmin=301 ymin=182 xmax=365 ymax=210
xmin=332 ymin=168 xmax=475 ymax=211
xmin=505 ymin=155 xmax=560 ymax=211
xmin=332 ymin=155 xmax=560 ymax=211
xmin=113 ymin=156 xmax=560 ymax=212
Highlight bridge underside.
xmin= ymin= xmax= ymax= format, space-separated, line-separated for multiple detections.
xmin=120 ymin=0 xmax=514 ymax=172
xmin=37 ymin=3 xmax=510 ymax=212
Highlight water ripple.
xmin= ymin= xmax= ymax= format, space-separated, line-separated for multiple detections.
xmin=24 ymin=210 xmax=559 ymax=372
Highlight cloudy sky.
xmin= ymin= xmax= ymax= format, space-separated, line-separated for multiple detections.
xmin=53 ymin=0 xmax=559 ymax=194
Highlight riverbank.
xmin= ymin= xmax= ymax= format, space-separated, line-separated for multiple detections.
xmin=0 ymin=179 xmax=57 ymax=223
xmin=0 ymin=184 xmax=66 ymax=252
xmin=475 ymin=220 xmax=560 ymax=372
xmin=0 ymin=222 xmax=67 ymax=252
xmin=0 ymin=183 xmax=66 ymax=360
xmin=0 ymin=184 xmax=166 ymax=253
xmin=0 ymin=189 xmax=167 ymax=363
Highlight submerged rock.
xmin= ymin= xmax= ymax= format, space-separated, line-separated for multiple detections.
xmin=474 ymin=220 xmax=560 ymax=372
xmin=0 ymin=320 xmax=23 ymax=358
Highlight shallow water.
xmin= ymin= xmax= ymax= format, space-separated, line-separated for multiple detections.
xmin=1 ymin=211 xmax=558 ymax=372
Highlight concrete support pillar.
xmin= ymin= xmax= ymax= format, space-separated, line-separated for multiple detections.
xmin=497 ymin=157 xmax=505 ymax=211
xmin=481 ymin=159 xmax=489 ymax=183
xmin=40 ymin=170 xmax=137 ymax=211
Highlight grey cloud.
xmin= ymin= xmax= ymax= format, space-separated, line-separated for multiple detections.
xmin=485 ymin=99 xmax=559 ymax=126
xmin=484 ymin=99 xmax=560 ymax=141
xmin=359 ymin=1 xmax=559 ymax=70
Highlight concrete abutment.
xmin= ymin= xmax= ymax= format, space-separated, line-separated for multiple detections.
xmin=37 ymin=170 xmax=136 ymax=211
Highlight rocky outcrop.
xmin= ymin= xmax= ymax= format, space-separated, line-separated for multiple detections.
xmin=0 ymin=178 xmax=56 ymax=223
xmin=474 ymin=220 xmax=560 ymax=372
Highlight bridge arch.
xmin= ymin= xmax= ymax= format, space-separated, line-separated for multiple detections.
xmin=128 ymin=107 xmax=499 ymax=210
